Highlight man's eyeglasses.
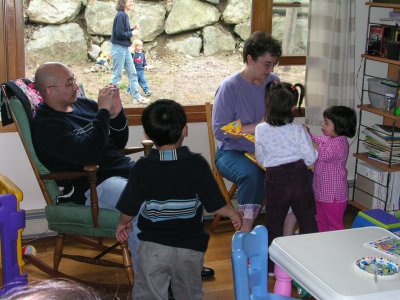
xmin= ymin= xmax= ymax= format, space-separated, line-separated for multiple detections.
xmin=47 ymin=77 xmax=78 ymax=89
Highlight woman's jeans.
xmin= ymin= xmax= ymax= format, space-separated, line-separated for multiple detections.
xmin=215 ymin=148 xmax=264 ymax=220
xmin=111 ymin=43 xmax=140 ymax=99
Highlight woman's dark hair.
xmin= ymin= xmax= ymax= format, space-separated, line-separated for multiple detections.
xmin=323 ymin=106 xmax=357 ymax=138
xmin=243 ymin=31 xmax=282 ymax=64
xmin=116 ymin=0 xmax=128 ymax=11
xmin=141 ymin=99 xmax=187 ymax=147
xmin=265 ymin=85 xmax=297 ymax=126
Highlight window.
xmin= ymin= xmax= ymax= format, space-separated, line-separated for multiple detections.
xmin=1 ymin=0 xmax=308 ymax=128
xmin=253 ymin=0 xmax=308 ymax=116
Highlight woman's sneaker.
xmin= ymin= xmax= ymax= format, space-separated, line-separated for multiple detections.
xmin=133 ymin=96 xmax=149 ymax=104
xmin=144 ymin=91 xmax=152 ymax=97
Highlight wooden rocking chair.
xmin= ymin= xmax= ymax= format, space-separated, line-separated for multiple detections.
xmin=205 ymin=102 xmax=238 ymax=233
xmin=0 ymin=81 xmax=153 ymax=288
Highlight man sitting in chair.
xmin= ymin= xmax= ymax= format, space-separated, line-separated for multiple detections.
xmin=33 ymin=62 xmax=131 ymax=209
xmin=32 ymin=62 xmax=215 ymax=280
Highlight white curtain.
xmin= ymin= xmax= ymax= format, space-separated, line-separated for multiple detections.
xmin=305 ymin=0 xmax=355 ymax=126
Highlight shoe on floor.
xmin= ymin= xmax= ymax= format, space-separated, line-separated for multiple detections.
xmin=201 ymin=266 xmax=215 ymax=280
xmin=144 ymin=91 xmax=152 ymax=97
xmin=126 ymin=90 xmax=131 ymax=95
xmin=133 ymin=97 xmax=149 ymax=104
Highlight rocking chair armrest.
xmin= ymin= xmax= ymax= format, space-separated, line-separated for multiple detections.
xmin=124 ymin=140 xmax=154 ymax=156
xmin=83 ymin=164 xmax=100 ymax=173
xmin=41 ymin=165 xmax=101 ymax=227
xmin=84 ymin=165 xmax=100 ymax=228
xmin=123 ymin=147 xmax=145 ymax=155
xmin=40 ymin=164 xmax=99 ymax=181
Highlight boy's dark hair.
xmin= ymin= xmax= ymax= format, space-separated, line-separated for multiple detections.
xmin=323 ymin=106 xmax=357 ymax=138
xmin=116 ymin=0 xmax=128 ymax=11
xmin=243 ymin=31 xmax=282 ymax=64
xmin=265 ymin=85 xmax=297 ymax=126
xmin=141 ymin=99 xmax=187 ymax=147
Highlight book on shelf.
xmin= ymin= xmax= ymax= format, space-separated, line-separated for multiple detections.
xmin=363 ymin=140 xmax=400 ymax=159
xmin=364 ymin=138 xmax=400 ymax=150
xmin=368 ymin=151 xmax=400 ymax=162
xmin=372 ymin=124 xmax=400 ymax=139
xmin=367 ymin=154 xmax=400 ymax=165
xmin=364 ymin=142 xmax=400 ymax=154
xmin=363 ymin=129 xmax=400 ymax=146
xmin=364 ymin=128 xmax=400 ymax=142
xmin=365 ymin=144 xmax=400 ymax=156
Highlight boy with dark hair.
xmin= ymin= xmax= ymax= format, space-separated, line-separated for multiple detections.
xmin=116 ymin=99 xmax=242 ymax=300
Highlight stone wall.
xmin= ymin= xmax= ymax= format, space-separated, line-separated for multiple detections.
xmin=24 ymin=0 xmax=251 ymax=67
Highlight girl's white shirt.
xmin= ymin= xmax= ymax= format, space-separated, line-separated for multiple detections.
xmin=255 ymin=120 xmax=318 ymax=168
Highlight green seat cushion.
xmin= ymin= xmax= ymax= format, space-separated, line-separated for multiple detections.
xmin=46 ymin=203 xmax=120 ymax=238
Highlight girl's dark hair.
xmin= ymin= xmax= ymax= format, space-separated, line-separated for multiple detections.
xmin=265 ymin=85 xmax=297 ymax=126
xmin=323 ymin=106 xmax=357 ymax=138
xmin=266 ymin=81 xmax=305 ymax=112
xmin=116 ymin=0 xmax=128 ymax=11
xmin=141 ymin=99 xmax=187 ymax=147
xmin=243 ymin=31 xmax=282 ymax=64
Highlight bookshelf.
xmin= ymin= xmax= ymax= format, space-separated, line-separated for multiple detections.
xmin=351 ymin=2 xmax=400 ymax=211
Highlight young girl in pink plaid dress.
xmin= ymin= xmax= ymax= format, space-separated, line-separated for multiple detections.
xmin=310 ymin=106 xmax=357 ymax=232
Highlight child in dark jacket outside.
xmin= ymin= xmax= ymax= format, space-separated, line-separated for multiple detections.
xmin=127 ymin=39 xmax=152 ymax=97
xmin=116 ymin=99 xmax=242 ymax=300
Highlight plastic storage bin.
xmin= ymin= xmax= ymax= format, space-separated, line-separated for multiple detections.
xmin=367 ymin=78 xmax=397 ymax=109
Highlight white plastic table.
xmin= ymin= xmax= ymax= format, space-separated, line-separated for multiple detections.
xmin=269 ymin=227 xmax=400 ymax=300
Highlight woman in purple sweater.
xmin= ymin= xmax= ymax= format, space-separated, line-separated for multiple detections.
xmin=212 ymin=31 xmax=281 ymax=232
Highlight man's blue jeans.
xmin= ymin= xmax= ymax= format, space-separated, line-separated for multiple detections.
xmin=215 ymin=148 xmax=264 ymax=220
xmin=84 ymin=176 xmax=140 ymax=271
xmin=111 ymin=43 xmax=140 ymax=99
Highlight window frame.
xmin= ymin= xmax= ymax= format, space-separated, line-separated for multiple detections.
xmin=0 ymin=0 xmax=306 ymax=130
xmin=253 ymin=0 xmax=307 ymax=117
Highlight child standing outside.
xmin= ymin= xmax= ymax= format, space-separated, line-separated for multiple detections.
xmin=116 ymin=99 xmax=242 ymax=300
xmin=127 ymin=39 xmax=152 ymax=97
xmin=310 ymin=106 xmax=356 ymax=232
xmin=255 ymin=83 xmax=318 ymax=273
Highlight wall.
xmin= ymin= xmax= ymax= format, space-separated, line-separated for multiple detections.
xmin=0 ymin=122 xmax=211 ymax=237
xmin=0 ymin=122 xmax=210 ymax=210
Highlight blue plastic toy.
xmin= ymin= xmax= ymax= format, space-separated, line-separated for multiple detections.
xmin=352 ymin=209 xmax=400 ymax=232
xmin=232 ymin=225 xmax=296 ymax=300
